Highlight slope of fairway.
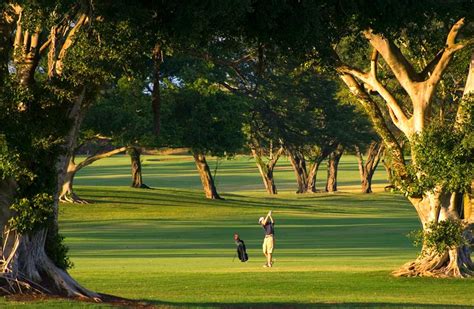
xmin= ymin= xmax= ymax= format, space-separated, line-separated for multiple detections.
xmin=2 ymin=155 xmax=473 ymax=308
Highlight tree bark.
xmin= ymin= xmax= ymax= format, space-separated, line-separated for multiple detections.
xmin=129 ymin=147 xmax=149 ymax=189
xmin=0 ymin=178 xmax=99 ymax=298
xmin=56 ymin=86 xmax=88 ymax=205
xmin=192 ymin=152 xmax=222 ymax=199
xmin=355 ymin=142 xmax=384 ymax=193
xmin=394 ymin=189 xmax=474 ymax=278
xmin=251 ymin=147 xmax=284 ymax=195
xmin=325 ymin=144 xmax=344 ymax=193
xmin=287 ymin=149 xmax=308 ymax=193
xmin=306 ymin=160 xmax=323 ymax=193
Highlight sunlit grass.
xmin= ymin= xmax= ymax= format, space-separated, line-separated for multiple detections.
xmin=2 ymin=155 xmax=473 ymax=308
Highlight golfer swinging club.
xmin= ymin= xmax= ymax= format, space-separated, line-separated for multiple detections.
xmin=259 ymin=210 xmax=275 ymax=268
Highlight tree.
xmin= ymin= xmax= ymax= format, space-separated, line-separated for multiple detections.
xmin=354 ymin=141 xmax=385 ymax=193
xmin=59 ymin=138 xmax=127 ymax=203
xmin=82 ymin=77 xmax=157 ymax=190
xmin=334 ymin=14 xmax=474 ymax=277
xmin=161 ymin=80 xmax=246 ymax=199
xmin=0 ymin=1 xmax=104 ymax=298
xmin=0 ymin=0 xmax=160 ymax=298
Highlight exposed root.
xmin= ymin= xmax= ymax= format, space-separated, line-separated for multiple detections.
xmin=59 ymin=192 xmax=90 ymax=204
xmin=206 ymin=194 xmax=224 ymax=200
xmin=393 ymin=246 xmax=474 ymax=278
xmin=0 ymin=229 xmax=100 ymax=301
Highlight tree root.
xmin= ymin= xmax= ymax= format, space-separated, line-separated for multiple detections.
xmin=0 ymin=229 xmax=101 ymax=301
xmin=393 ymin=247 xmax=474 ymax=278
xmin=0 ymin=272 xmax=50 ymax=295
xmin=59 ymin=192 xmax=90 ymax=204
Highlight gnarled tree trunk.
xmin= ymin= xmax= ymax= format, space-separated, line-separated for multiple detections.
xmin=288 ymin=149 xmax=328 ymax=194
xmin=306 ymin=160 xmax=323 ymax=193
xmin=251 ymin=146 xmax=284 ymax=195
xmin=1 ymin=226 xmax=100 ymax=298
xmin=287 ymin=149 xmax=308 ymax=193
xmin=381 ymin=150 xmax=397 ymax=191
xmin=325 ymin=144 xmax=344 ymax=193
xmin=393 ymin=190 xmax=474 ymax=278
xmin=129 ymin=147 xmax=149 ymax=189
xmin=192 ymin=152 xmax=221 ymax=199
xmin=0 ymin=92 xmax=99 ymax=299
xmin=355 ymin=141 xmax=384 ymax=193
xmin=60 ymin=146 xmax=127 ymax=203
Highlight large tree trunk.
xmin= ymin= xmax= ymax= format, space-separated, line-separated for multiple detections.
xmin=306 ymin=160 xmax=323 ymax=193
xmin=355 ymin=142 xmax=384 ymax=193
xmin=0 ymin=175 xmax=99 ymax=299
xmin=325 ymin=145 xmax=344 ymax=193
xmin=307 ymin=145 xmax=336 ymax=193
xmin=60 ymin=146 xmax=127 ymax=203
xmin=287 ymin=150 xmax=308 ymax=193
xmin=129 ymin=147 xmax=149 ymax=189
xmin=393 ymin=189 xmax=474 ymax=278
xmin=59 ymin=157 xmax=85 ymax=204
xmin=251 ymin=147 xmax=284 ymax=195
xmin=192 ymin=152 xmax=221 ymax=199
xmin=1 ymin=227 xmax=100 ymax=298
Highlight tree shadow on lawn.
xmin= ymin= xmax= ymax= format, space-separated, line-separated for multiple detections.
xmin=10 ymin=294 xmax=468 ymax=309
xmin=76 ymin=190 xmax=409 ymax=218
xmin=142 ymin=300 xmax=471 ymax=308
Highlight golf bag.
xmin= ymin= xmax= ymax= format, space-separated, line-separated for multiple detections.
xmin=235 ymin=238 xmax=249 ymax=262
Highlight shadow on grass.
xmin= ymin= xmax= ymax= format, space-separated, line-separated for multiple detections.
xmin=142 ymin=300 xmax=471 ymax=308
xmin=74 ymin=186 xmax=412 ymax=218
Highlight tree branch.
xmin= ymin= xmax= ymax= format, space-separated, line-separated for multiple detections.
xmin=363 ymin=29 xmax=420 ymax=96
xmin=338 ymin=71 xmax=407 ymax=180
xmin=419 ymin=49 xmax=444 ymax=79
xmin=368 ymin=49 xmax=411 ymax=135
xmin=269 ymin=146 xmax=284 ymax=169
xmin=53 ymin=12 xmax=88 ymax=76
xmin=337 ymin=50 xmax=411 ymax=135
xmin=428 ymin=18 xmax=468 ymax=88
xmin=219 ymin=81 xmax=238 ymax=93
xmin=76 ymin=146 xmax=127 ymax=171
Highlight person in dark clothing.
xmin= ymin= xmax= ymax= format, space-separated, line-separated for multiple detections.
xmin=233 ymin=233 xmax=248 ymax=262
xmin=258 ymin=210 xmax=274 ymax=267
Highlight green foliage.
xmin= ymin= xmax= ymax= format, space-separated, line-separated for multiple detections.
xmin=403 ymin=119 xmax=473 ymax=196
xmin=82 ymin=77 xmax=156 ymax=147
xmin=410 ymin=219 xmax=469 ymax=255
xmin=0 ymin=136 xmax=35 ymax=182
xmin=161 ymin=86 xmax=246 ymax=156
xmin=9 ymin=193 xmax=54 ymax=234
xmin=46 ymin=231 xmax=73 ymax=270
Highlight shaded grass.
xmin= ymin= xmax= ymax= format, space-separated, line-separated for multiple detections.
xmin=73 ymin=154 xmax=390 ymax=193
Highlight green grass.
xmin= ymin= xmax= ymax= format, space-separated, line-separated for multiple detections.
xmin=2 ymin=155 xmax=473 ymax=308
